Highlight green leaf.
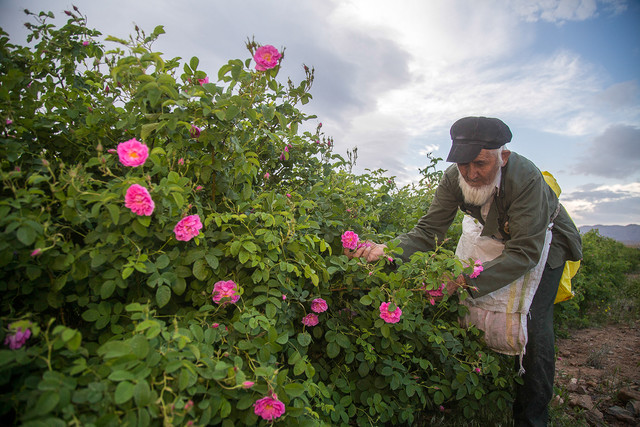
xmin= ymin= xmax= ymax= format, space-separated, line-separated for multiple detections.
xmin=434 ymin=390 xmax=445 ymax=405
xmin=101 ymin=280 xmax=116 ymax=299
xmin=17 ymin=226 xmax=36 ymax=245
xmin=327 ymin=342 xmax=340 ymax=358
xmin=381 ymin=324 xmax=390 ymax=338
xmin=35 ymin=390 xmax=59 ymax=415
xmin=106 ymin=204 xmax=120 ymax=225
xmin=156 ymin=254 xmax=170 ymax=269
xmin=115 ymin=381 xmax=135 ymax=404
xmin=193 ymin=259 xmax=208 ymax=281
xmin=82 ymin=309 xmax=100 ymax=322
xmin=134 ymin=380 xmax=151 ymax=407
xmin=297 ymin=332 xmax=312 ymax=347
xmin=141 ymin=122 xmax=160 ymax=140
xmin=156 ymin=285 xmax=171 ymax=307
xmin=265 ymin=303 xmax=276 ymax=319
xmin=129 ymin=334 xmax=149 ymax=359
xmin=190 ymin=56 xmax=200 ymax=71
xmin=335 ymin=334 xmax=351 ymax=349
xmin=109 ymin=370 xmax=136 ymax=382
xmin=284 ymin=383 xmax=306 ymax=398
xmin=359 ymin=295 xmax=373 ymax=306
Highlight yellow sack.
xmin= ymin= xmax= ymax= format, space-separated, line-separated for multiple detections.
xmin=542 ymin=171 xmax=580 ymax=303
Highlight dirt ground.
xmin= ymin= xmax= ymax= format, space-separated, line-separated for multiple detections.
xmin=554 ymin=320 xmax=640 ymax=426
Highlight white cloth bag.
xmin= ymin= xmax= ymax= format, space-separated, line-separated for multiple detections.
xmin=456 ymin=216 xmax=553 ymax=367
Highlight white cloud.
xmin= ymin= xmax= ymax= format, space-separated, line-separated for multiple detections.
xmin=562 ymin=182 xmax=640 ymax=225
xmin=510 ymin=0 xmax=619 ymax=23
xmin=419 ymin=144 xmax=441 ymax=156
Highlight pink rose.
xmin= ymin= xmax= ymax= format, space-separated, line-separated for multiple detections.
xmin=173 ymin=214 xmax=203 ymax=241
xmin=117 ymin=138 xmax=148 ymax=167
xmin=4 ymin=327 xmax=31 ymax=350
xmin=212 ymin=323 xmax=220 ymax=328
xmin=197 ymin=76 xmax=209 ymax=85
xmin=253 ymin=395 xmax=285 ymax=421
xmin=264 ymin=172 xmax=270 ymax=179
xmin=379 ymin=302 xmax=402 ymax=324
xmin=253 ymin=45 xmax=282 ymax=71
xmin=6 ymin=119 xmax=12 ymax=125
xmin=30 ymin=248 xmax=42 ymax=257
xmin=301 ymin=313 xmax=319 ymax=327
xmin=341 ymin=231 xmax=359 ymax=250
xmin=195 ymin=185 xmax=204 ymax=191
xmin=124 ymin=184 xmax=154 ymax=216
xmin=178 ymin=158 xmax=184 ymax=165
xmin=470 ymin=259 xmax=483 ymax=279
xmin=82 ymin=40 xmax=90 ymax=46
xmin=282 ymin=294 xmax=286 ymax=301
xmin=190 ymin=125 xmax=201 ymax=138
xmin=425 ymin=283 xmax=445 ymax=306
xmin=310 ymin=298 xmax=328 ymax=313
xmin=242 ymin=381 xmax=255 ymax=389
xmin=212 ymin=280 xmax=240 ymax=305
xmin=475 ymin=367 xmax=481 ymax=373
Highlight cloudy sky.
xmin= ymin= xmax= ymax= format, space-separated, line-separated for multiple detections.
xmin=1 ymin=0 xmax=639 ymax=227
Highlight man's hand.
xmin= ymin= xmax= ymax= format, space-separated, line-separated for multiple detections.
xmin=344 ymin=241 xmax=387 ymax=263
xmin=444 ymin=274 xmax=466 ymax=296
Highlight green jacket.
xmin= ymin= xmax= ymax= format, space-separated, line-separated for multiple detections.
xmin=395 ymin=152 xmax=582 ymax=298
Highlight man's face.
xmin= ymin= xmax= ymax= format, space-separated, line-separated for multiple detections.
xmin=456 ymin=149 xmax=503 ymax=188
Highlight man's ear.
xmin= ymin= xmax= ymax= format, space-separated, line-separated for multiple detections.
xmin=501 ymin=149 xmax=511 ymax=167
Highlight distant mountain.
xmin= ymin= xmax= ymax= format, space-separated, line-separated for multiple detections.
xmin=579 ymin=224 xmax=640 ymax=247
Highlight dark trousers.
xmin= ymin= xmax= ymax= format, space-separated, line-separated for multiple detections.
xmin=513 ymin=263 xmax=564 ymax=427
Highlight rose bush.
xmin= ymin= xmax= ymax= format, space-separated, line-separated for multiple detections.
xmin=0 ymin=9 xmax=516 ymax=426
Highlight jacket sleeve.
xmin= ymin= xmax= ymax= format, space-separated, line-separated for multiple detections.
xmin=467 ymin=171 xmax=553 ymax=298
xmin=394 ymin=169 xmax=460 ymax=261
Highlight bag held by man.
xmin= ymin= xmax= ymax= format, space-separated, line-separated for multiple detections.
xmin=456 ymin=216 xmax=553 ymax=364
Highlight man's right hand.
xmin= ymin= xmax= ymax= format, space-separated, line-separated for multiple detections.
xmin=344 ymin=241 xmax=387 ymax=263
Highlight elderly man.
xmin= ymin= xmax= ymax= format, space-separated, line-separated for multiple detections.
xmin=348 ymin=116 xmax=582 ymax=426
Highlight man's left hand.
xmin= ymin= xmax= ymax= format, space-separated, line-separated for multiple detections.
xmin=444 ymin=274 xmax=466 ymax=296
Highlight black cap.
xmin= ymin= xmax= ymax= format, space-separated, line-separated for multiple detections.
xmin=446 ymin=116 xmax=512 ymax=163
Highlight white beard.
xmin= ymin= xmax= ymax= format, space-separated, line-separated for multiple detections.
xmin=457 ymin=167 xmax=501 ymax=206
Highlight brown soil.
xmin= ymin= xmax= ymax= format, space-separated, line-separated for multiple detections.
xmin=554 ymin=320 xmax=640 ymax=426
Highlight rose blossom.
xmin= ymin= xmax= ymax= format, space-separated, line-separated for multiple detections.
xmin=190 ymin=125 xmax=201 ymax=138
xmin=253 ymin=45 xmax=282 ymax=71
xmin=253 ymin=395 xmax=285 ymax=421
xmin=82 ymin=40 xmax=90 ymax=46
xmin=30 ymin=248 xmax=42 ymax=257
xmin=425 ymin=283 xmax=445 ymax=306
xmin=197 ymin=76 xmax=209 ymax=85
xmin=341 ymin=231 xmax=359 ymax=250
xmin=301 ymin=313 xmax=319 ymax=327
xmin=212 ymin=280 xmax=240 ymax=305
xmin=4 ymin=327 xmax=31 ymax=350
xmin=379 ymin=302 xmax=402 ymax=324
xmin=173 ymin=214 xmax=203 ymax=241
xmin=242 ymin=381 xmax=255 ymax=389
xmin=117 ymin=138 xmax=148 ymax=167
xmin=470 ymin=259 xmax=483 ymax=278
xmin=178 ymin=158 xmax=184 ymax=165
xmin=124 ymin=184 xmax=154 ymax=216
xmin=310 ymin=298 xmax=328 ymax=313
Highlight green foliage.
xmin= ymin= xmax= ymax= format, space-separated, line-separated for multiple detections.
xmin=0 ymin=10 xmax=515 ymax=426
xmin=554 ymin=230 xmax=640 ymax=331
